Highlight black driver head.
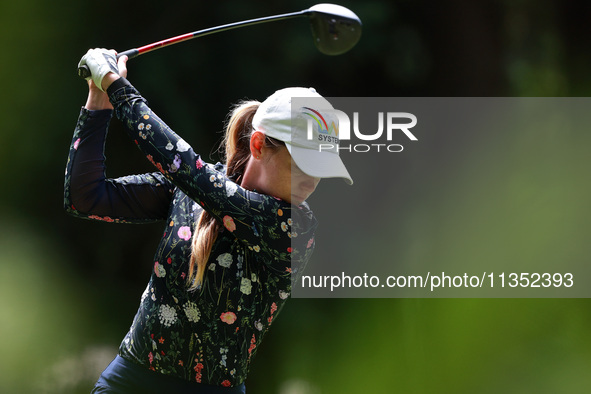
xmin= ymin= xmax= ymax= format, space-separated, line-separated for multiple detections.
xmin=307 ymin=4 xmax=362 ymax=55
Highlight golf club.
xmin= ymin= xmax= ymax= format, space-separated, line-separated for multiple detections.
xmin=77 ymin=3 xmax=361 ymax=79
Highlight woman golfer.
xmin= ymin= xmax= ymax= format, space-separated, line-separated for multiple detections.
xmin=65 ymin=49 xmax=352 ymax=393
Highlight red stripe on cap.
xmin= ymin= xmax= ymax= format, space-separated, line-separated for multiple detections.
xmin=304 ymin=107 xmax=328 ymax=131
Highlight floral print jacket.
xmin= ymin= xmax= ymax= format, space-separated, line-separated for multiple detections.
xmin=64 ymin=78 xmax=317 ymax=387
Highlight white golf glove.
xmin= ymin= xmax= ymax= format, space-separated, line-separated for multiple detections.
xmin=78 ymin=48 xmax=119 ymax=92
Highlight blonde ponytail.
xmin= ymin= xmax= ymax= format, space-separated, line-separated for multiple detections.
xmin=187 ymin=100 xmax=261 ymax=290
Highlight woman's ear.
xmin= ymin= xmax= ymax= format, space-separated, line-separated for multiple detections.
xmin=250 ymin=131 xmax=266 ymax=159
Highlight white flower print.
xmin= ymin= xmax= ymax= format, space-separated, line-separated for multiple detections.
xmin=281 ymin=222 xmax=288 ymax=232
xmin=279 ymin=290 xmax=289 ymax=300
xmin=208 ymin=263 xmax=216 ymax=271
xmin=140 ymin=284 xmax=150 ymax=302
xmin=226 ymin=181 xmax=238 ymax=197
xmin=254 ymin=320 xmax=263 ymax=331
xmin=183 ymin=301 xmax=201 ymax=323
xmin=154 ymin=262 xmax=166 ymax=278
xmin=208 ymin=173 xmax=223 ymax=188
xmin=176 ymin=140 xmax=190 ymax=152
xmin=253 ymin=245 xmax=261 ymax=253
xmin=165 ymin=142 xmax=174 ymax=150
xmin=138 ymin=123 xmax=145 ymax=130
xmin=235 ymin=255 xmax=243 ymax=278
xmin=287 ymin=218 xmax=293 ymax=226
xmin=220 ymin=347 xmax=228 ymax=367
xmin=251 ymin=273 xmax=257 ymax=282
xmin=217 ymin=253 xmax=233 ymax=268
xmin=240 ymin=278 xmax=252 ymax=295
xmin=159 ymin=304 xmax=177 ymax=327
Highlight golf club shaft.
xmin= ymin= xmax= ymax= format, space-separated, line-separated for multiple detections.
xmin=78 ymin=9 xmax=309 ymax=78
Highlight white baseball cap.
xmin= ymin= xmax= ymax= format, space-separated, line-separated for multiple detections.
xmin=251 ymin=87 xmax=353 ymax=185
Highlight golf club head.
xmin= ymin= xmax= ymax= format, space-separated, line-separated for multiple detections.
xmin=307 ymin=4 xmax=362 ymax=55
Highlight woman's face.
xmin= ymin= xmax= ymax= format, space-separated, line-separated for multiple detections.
xmin=253 ymin=146 xmax=320 ymax=205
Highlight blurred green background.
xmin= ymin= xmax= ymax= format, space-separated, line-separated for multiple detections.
xmin=1 ymin=0 xmax=591 ymax=392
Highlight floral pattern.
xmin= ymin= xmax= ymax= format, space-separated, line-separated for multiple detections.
xmin=64 ymin=78 xmax=317 ymax=387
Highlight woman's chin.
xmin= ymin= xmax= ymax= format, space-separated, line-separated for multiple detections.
xmin=290 ymin=195 xmax=305 ymax=205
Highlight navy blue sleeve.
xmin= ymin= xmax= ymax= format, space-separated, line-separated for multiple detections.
xmin=64 ymin=107 xmax=174 ymax=223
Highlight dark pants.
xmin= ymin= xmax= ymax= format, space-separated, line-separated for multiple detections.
xmin=92 ymin=355 xmax=246 ymax=394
